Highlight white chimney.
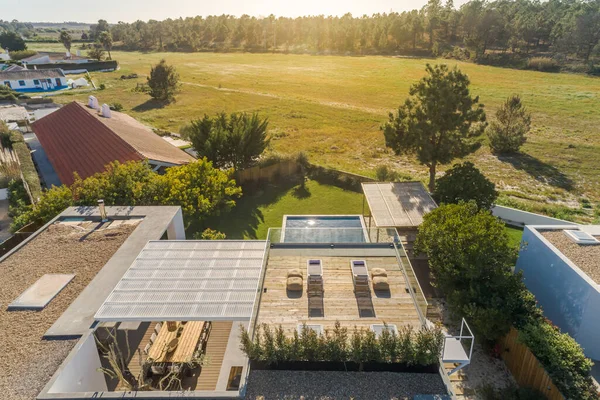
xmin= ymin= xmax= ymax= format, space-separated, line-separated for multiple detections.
xmin=101 ymin=104 xmax=111 ymax=118
xmin=88 ymin=95 xmax=99 ymax=109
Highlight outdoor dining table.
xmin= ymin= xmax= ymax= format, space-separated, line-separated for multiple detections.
xmin=147 ymin=321 xmax=205 ymax=363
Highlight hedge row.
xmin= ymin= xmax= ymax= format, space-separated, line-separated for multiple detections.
xmin=10 ymin=131 xmax=42 ymax=202
xmin=31 ymin=60 xmax=118 ymax=72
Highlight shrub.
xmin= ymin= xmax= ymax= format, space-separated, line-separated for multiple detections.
xmin=526 ymin=57 xmax=560 ymax=72
xmin=193 ymin=228 xmax=226 ymax=240
xmin=375 ymin=165 xmax=399 ymax=181
xmin=487 ymin=95 xmax=531 ymax=154
xmin=7 ymin=179 xmax=30 ymax=218
xmin=434 ymin=162 xmax=498 ymax=210
xmin=147 ymin=59 xmax=179 ymax=102
xmin=240 ymin=322 xmax=444 ymax=366
xmin=9 ymin=131 xmax=42 ymax=203
xmin=0 ymin=84 xmax=18 ymax=102
xmin=109 ymin=102 xmax=123 ymax=111
xmin=478 ymin=384 xmax=546 ymax=400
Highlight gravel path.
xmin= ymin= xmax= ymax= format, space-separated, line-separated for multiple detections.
xmin=244 ymin=370 xmax=447 ymax=400
xmin=0 ymin=222 xmax=137 ymax=400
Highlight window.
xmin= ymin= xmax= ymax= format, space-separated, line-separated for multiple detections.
xmin=47 ymin=78 xmax=52 ymax=83
xmin=226 ymin=366 xmax=243 ymax=391
xmin=55 ymin=78 xmax=61 ymax=86
xmin=33 ymin=79 xmax=40 ymax=85
xmin=18 ymin=80 xmax=25 ymax=86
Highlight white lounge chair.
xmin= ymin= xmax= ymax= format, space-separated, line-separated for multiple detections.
xmin=351 ymin=260 xmax=369 ymax=295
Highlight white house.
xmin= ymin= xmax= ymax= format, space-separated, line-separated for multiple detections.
xmin=20 ymin=51 xmax=89 ymax=65
xmin=0 ymin=68 xmax=68 ymax=92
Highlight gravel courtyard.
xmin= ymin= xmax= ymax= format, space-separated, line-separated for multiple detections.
xmin=245 ymin=370 xmax=448 ymax=400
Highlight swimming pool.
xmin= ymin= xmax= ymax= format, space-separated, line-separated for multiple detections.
xmin=281 ymin=215 xmax=368 ymax=243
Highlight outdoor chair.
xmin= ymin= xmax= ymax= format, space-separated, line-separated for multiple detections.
xmin=143 ymin=343 xmax=151 ymax=355
xmin=307 ymin=259 xmax=324 ymax=312
xmin=371 ymin=267 xmax=390 ymax=291
xmin=351 ymin=260 xmax=370 ymax=296
xmin=154 ymin=322 xmax=162 ymax=334
xmin=287 ymin=269 xmax=303 ymax=292
xmin=150 ymin=332 xmax=157 ymax=344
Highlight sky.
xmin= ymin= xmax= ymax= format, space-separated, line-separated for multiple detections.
xmin=0 ymin=0 xmax=468 ymax=24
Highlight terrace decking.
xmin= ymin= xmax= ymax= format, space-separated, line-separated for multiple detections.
xmin=257 ymin=255 xmax=422 ymax=332
xmin=196 ymin=321 xmax=233 ymax=390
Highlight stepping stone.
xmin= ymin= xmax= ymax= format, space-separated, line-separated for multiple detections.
xmin=8 ymin=274 xmax=75 ymax=310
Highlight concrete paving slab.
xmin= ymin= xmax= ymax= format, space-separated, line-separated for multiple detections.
xmin=8 ymin=274 xmax=75 ymax=310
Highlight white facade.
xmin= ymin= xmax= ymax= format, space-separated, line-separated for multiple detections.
xmin=1 ymin=75 xmax=68 ymax=92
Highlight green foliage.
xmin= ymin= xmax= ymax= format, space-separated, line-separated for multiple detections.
xmin=434 ymin=162 xmax=498 ymax=210
xmin=0 ymin=85 xmax=18 ymax=102
xmin=183 ymin=112 xmax=270 ymax=170
xmin=59 ymin=30 xmax=72 ymax=52
xmin=382 ymin=64 xmax=486 ymax=192
xmin=0 ymin=31 xmax=27 ymax=51
xmin=526 ymin=57 xmax=560 ymax=72
xmin=6 ymin=49 xmax=36 ymax=60
xmin=478 ymin=384 xmax=546 ymax=400
xmin=12 ymin=160 xmax=241 ymax=231
xmin=87 ymin=44 xmax=105 ymax=61
xmin=98 ymin=31 xmax=113 ymax=60
xmin=147 ymin=59 xmax=179 ymax=102
xmin=240 ymin=322 xmax=443 ymax=366
xmin=109 ymin=102 xmax=123 ymax=111
xmin=519 ymin=321 xmax=598 ymax=400
xmin=193 ymin=228 xmax=227 ymax=240
xmin=9 ymin=131 xmax=42 ymax=203
xmin=487 ymin=95 xmax=532 ymax=154
xmin=7 ymin=179 xmax=30 ymax=219
xmin=414 ymin=202 xmax=531 ymax=342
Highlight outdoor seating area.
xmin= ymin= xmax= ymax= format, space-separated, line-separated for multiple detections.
xmin=257 ymin=251 xmax=422 ymax=334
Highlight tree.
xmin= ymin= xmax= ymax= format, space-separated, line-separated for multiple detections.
xmin=414 ymin=202 xmax=532 ymax=342
xmin=382 ymin=64 xmax=486 ymax=192
xmin=81 ymin=32 xmax=89 ymax=40
xmin=487 ymin=95 xmax=531 ymax=154
xmin=147 ymin=59 xmax=179 ymax=102
xmin=182 ymin=112 xmax=270 ymax=170
xmin=90 ymin=19 xmax=110 ymax=41
xmin=59 ymin=30 xmax=72 ymax=53
xmin=98 ymin=31 xmax=113 ymax=60
xmin=87 ymin=44 xmax=105 ymax=61
xmin=0 ymin=31 xmax=27 ymax=51
xmin=434 ymin=161 xmax=498 ymax=209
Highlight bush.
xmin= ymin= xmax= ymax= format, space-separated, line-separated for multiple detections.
xmin=7 ymin=179 xmax=30 ymax=219
xmin=109 ymin=102 xmax=123 ymax=111
xmin=0 ymin=84 xmax=18 ymax=102
xmin=487 ymin=95 xmax=531 ymax=154
xmin=193 ymin=228 xmax=226 ymax=240
xmin=526 ymin=57 xmax=560 ymax=72
xmin=8 ymin=49 xmax=37 ymax=61
xmin=240 ymin=322 xmax=444 ymax=366
xmin=434 ymin=162 xmax=498 ymax=210
xmin=479 ymin=384 xmax=546 ymax=400
xmin=9 ymin=131 xmax=42 ymax=203
xmin=147 ymin=59 xmax=179 ymax=102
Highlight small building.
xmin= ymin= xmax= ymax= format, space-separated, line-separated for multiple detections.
xmin=0 ymin=68 xmax=67 ymax=92
xmin=31 ymin=101 xmax=195 ymax=185
xmin=20 ymin=51 xmax=89 ymax=65
xmin=516 ymin=225 xmax=600 ymax=360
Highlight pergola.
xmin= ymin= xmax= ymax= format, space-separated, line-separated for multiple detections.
xmin=94 ymin=240 xmax=268 ymax=322
xmin=361 ymin=182 xmax=437 ymax=229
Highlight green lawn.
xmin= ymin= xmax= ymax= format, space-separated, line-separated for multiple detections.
xmin=195 ymin=179 xmax=364 ymax=239
xmin=29 ymin=43 xmax=600 ymax=218
xmin=505 ymin=225 xmax=524 ymax=249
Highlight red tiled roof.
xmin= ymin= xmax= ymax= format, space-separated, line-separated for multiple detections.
xmin=32 ymin=102 xmax=145 ymax=186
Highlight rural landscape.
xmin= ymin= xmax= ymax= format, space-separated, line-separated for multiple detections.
xmin=1 ymin=1 xmax=600 ymax=399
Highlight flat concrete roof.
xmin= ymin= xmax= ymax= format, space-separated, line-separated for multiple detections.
xmin=45 ymin=206 xmax=184 ymax=338
xmin=8 ymin=274 xmax=75 ymax=310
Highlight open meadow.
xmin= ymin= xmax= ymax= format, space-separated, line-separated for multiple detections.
xmin=30 ymin=43 xmax=600 ymax=220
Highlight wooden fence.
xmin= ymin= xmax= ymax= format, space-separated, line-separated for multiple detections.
xmin=500 ymin=328 xmax=564 ymax=400
xmin=236 ymin=160 xmax=301 ymax=184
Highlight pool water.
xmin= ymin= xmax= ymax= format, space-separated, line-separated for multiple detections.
xmin=282 ymin=216 xmax=367 ymax=243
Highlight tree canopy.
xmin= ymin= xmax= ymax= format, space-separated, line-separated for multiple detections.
xmin=434 ymin=161 xmax=498 ymax=209
xmin=382 ymin=64 xmax=486 ymax=192
xmin=11 ymin=160 xmax=241 ymax=231
xmin=0 ymin=31 xmax=27 ymax=51
xmin=487 ymin=95 xmax=532 ymax=154
xmin=182 ymin=112 xmax=270 ymax=170
xmin=59 ymin=30 xmax=72 ymax=52
xmin=98 ymin=31 xmax=113 ymax=60
xmin=147 ymin=59 xmax=179 ymax=102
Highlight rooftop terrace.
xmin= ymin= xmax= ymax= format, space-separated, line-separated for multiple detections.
xmin=541 ymin=229 xmax=600 ymax=284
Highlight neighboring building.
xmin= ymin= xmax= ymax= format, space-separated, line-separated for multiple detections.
xmin=0 ymin=206 xmax=185 ymax=399
xmin=0 ymin=68 xmax=67 ymax=92
xmin=31 ymin=101 xmax=195 ymax=185
xmin=1 ymin=64 xmax=26 ymax=72
xmin=20 ymin=51 xmax=89 ymax=65
xmin=516 ymin=225 xmax=600 ymax=360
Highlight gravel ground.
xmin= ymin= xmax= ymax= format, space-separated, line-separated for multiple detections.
xmin=244 ymin=370 xmax=447 ymax=400
xmin=542 ymin=231 xmax=600 ymax=284
xmin=0 ymin=222 xmax=137 ymax=400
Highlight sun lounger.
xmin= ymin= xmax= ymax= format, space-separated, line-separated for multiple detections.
xmin=351 ymin=260 xmax=370 ymax=295
xmin=307 ymin=260 xmax=324 ymax=311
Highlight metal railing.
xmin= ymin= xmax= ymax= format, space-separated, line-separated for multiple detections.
xmin=267 ymin=227 xmax=398 ymax=244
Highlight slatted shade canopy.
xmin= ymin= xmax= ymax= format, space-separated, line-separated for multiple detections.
xmin=362 ymin=182 xmax=437 ymax=228
xmin=94 ymin=240 xmax=268 ymax=322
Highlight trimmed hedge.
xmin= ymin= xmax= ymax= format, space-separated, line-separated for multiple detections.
xmin=9 ymin=131 xmax=42 ymax=202
xmin=30 ymin=60 xmax=118 ymax=72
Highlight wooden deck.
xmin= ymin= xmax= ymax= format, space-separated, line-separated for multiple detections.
xmin=257 ymin=256 xmax=422 ymax=333
xmin=195 ymin=321 xmax=233 ymax=391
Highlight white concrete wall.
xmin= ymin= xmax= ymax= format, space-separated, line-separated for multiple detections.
xmin=0 ymin=188 xmax=7 ymax=200
xmin=3 ymin=77 xmax=67 ymax=91
xmin=492 ymin=205 xmax=573 ymax=227
xmin=48 ymin=334 xmax=107 ymax=393
xmin=166 ymin=208 xmax=186 ymax=240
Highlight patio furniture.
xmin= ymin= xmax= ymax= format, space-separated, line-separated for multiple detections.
xmin=151 ymin=363 xmax=167 ymax=375
xmin=150 ymin=332 xmax=157 ymax=344
xmin=351 ymin=260 xmax=370 ymax=296
xmin=307 ymin=260 xmax=324 ymax=310
xmin=371 ymin=267 xmax=390 ymax=291
xmin=166 ymin=338 xmax=179 ymax=353
xmin=154 ymin=322 xmax=162 ymax=334
xmin=148 ymin=321 xmax=205 ymax=363
xmin=143 ymin=343 xmax=151 ymax=355
xmin=287 ymin=269 xmax=303 ymax=291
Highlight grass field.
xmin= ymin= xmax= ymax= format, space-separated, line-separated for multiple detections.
xmin=30 ymin=43 xmax=600 ymax=220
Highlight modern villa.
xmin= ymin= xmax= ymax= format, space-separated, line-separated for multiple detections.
xmin=0 ymin=182 xmax=473 ymax=399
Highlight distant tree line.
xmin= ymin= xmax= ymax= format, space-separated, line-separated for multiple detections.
xmin=67 ymin=0 xmax=600 ymax=68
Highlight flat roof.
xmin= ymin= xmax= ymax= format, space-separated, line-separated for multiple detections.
xmin=362 ymin=182 xmax=437 ymax=228
xmin=94 ymin=240 xmax=268 ymax=322
xmin=256 ymin=248 xmax=423 ymax=334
